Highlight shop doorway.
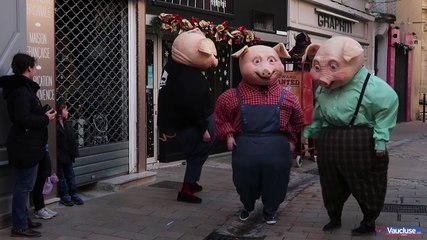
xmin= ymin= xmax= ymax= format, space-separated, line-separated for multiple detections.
xmin=394 ymin=44 xmax=409 ymax=122
xmin=145 ymin=35 xmax=161 ymax=168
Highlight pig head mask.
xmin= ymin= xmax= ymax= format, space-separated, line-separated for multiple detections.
xmin=302 ymin=36 xmax=364 ymax=89
xmin=232 ymin=43 xmax=290 ymax=86
xmin=171 ymin=28 xmax=218 ymax=70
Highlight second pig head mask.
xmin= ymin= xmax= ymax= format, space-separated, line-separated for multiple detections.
xmin=232 ymin=43 xmax=290 ymax=86
xmin=302 ymin=36 xmax=364 ymax=89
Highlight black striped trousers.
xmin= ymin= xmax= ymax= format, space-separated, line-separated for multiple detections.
xmin=317 ymin=126 xmax=389 ymax=227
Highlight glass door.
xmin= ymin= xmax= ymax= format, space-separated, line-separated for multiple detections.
xmin=146 ymin=35 xmax=160 ymax=168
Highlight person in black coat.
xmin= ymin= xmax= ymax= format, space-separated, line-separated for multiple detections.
xmin=0 ymin=53 xmax=56 ymax=238
xmin=157 ymin=29 xmax=218 ymax=204
xmin=56 ymin=100 xmax=83 ymax=206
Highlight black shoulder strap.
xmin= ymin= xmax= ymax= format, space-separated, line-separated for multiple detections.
xmin=349 ymin=73 xmax=370 ymax=127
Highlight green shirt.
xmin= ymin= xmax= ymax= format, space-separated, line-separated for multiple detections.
xmin=303 ymin=66 xmax=399 ymax=151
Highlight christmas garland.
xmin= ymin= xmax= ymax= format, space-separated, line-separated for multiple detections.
xmin=152 ymin=13 xmax=260 ymax=45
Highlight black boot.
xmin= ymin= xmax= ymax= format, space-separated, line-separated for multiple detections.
xmin=322 ymin=221 xmax=342 ymax=231
xmin=351 ymin=225 xmax=376 ymax=236
xmin=11 ymin=228 xmax=41 ymax=238
xmin=27 ymin=218 xmax=42 ymax=229
xmin=189 ymin=182 xmax=203 ymax=193
xmin=177 ymin=191 xmax=202 ymax=203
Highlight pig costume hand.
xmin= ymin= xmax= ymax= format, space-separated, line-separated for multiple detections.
xmin=214 ymin=44 xmax=303 ymax=222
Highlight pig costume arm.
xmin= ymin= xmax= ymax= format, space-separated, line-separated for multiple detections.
xmin=302 ymin=36 xmax=398 ymax=151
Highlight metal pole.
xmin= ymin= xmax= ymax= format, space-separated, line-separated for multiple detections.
xmin=423 ymin=94 xmax=426 ymax=122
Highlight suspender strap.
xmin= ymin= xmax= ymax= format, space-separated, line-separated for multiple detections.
xmin=349 ymin=73 xmax=370 ymax=127
xmin=278 ymin=88 xmax=286 ymax=107
xmin=236 ymin=88 xmax=243 ymax=106
xmin=236 ymin=88 xmax=286 ymax=107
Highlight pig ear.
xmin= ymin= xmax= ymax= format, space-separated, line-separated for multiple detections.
xmin=199 ymin=38 xmax=217 ymax=56
xmin=273 ymin=43 xmax=291 ymax=59
xmin=302 ymin=43 xmax=321 ymax=62
xmin=342 ymin=41 xmax=364 ymax=62
xmin=189 ymin=28 xmax=205 ymax=37
xmin=231 ymin=45 xmax=249 ymax=58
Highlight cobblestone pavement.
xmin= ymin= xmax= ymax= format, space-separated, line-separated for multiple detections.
xmin=0 ymin=121 xmax=426 ymax=239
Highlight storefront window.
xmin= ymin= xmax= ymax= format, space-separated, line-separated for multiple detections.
xmin=55 ymin=0 xmax=129 ymax=148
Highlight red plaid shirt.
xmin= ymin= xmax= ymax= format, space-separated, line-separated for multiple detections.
xmin=214 ymin=80 xmax=304 ymax=144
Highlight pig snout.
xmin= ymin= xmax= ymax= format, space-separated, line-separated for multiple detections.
xmin=212 ymin=58 xmax=219 ymax=67
xmin=317 ymin=78 xmax=335 ymax=88
xmin=257 ymin=68 xmax=275 ymax=79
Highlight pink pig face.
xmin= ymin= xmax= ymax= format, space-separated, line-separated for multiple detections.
xmin=305 ymin=36 xmax=364 ymax=89
xmin=234 ymin=45 xmax=289 ymax=86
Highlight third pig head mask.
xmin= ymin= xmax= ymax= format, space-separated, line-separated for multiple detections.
xmin=302 ymin=36 xmax=364 ymax=89
xmin=232 ymin=43 xmax=290 ymax=86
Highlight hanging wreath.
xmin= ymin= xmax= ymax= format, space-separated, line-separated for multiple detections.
xmin=151 ymin=13 xmax=260 ymax=45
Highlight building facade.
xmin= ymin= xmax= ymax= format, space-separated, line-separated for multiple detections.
xmin=287 ymin=0 xmax=375 ymax=72
xmin=287 ymin=0 xmax=418 ymax=122
xmin=0 ymin=0 xmax=148 ymax=228
xmin=395 ymin=0 xmax=426 ymax=120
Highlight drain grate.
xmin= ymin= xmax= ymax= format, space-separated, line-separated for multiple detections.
xmin=149 ymin=180 xmax=182 ymax=190
xmin=382 ymin=204 xmax=427 ymax=214
xmin=204 ymin=233 xmax=264 ymax=240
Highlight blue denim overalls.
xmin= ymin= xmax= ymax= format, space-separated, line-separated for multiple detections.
xmin=232 ymin=88 xmax=292 ymax=218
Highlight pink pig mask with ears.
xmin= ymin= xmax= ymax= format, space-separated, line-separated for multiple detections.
xmin=171 ymin=28 xmax=218 ymax=70
xmin=232 ymin=43 xmax=290 ymax=86
xmin=302 ymin=36 xmax=364 ymax=89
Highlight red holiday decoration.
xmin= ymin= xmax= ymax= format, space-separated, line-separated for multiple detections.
xmin=157 ymin=13 xmax=260 ymax=45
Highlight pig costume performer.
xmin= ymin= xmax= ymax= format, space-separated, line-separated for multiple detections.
xmin=157 ymin=28 xmax=218 ymax=204
xmin=215 ymin=44 xmax=304 ymax=224
xmin=302 ymin=36 xmax=398 ymax=235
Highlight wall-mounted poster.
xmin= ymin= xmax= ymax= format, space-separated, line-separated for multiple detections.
xmin=26 ymin=0 xmax=56 ymax=156
xmin=26 ymin=0 xmax=55 ymax=104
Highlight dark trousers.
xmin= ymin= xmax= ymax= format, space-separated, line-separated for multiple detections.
xmin=12 ymin=164 xmax=38 ymax=229
xmin=232 ymin=134 xmax=292 ymax=217
xmin=317 ymin=127 xmax=389 ymax=227
xmin=176 ymin=114 xmax=216 ymax=183
xmin=32 ymin=173 xmax=46 ymax=211
xmin=32 ymin=153 xmax=51 ymax=211
xmin=57 ymin=162 xmax=78 ymax=201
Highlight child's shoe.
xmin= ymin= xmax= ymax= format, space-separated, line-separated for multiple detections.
xmin=44 ymin=207 xmax=58 ymax=217
xmin=60 ymin=197 xmax=74 ymax=207
xmin=72 ymin=196 xmax=84 ymax=205
xmin=34 ymin=208 xmax=53 ymax=220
